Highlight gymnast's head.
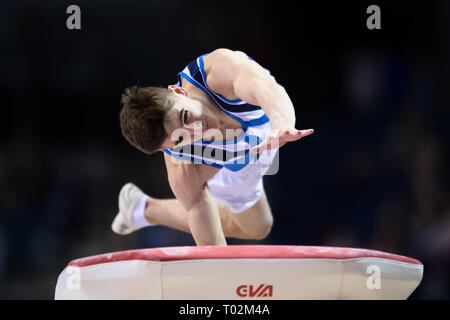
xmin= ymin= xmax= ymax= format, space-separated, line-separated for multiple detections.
xmin=120 ymin=85 xmax=218 ymax=155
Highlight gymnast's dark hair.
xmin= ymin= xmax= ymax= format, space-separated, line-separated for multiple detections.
xmin=119 ymin=85 xmax=173 ymax=155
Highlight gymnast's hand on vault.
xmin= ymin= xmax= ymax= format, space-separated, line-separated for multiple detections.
xmin=250 ymin=127 xmax=314 ymax=154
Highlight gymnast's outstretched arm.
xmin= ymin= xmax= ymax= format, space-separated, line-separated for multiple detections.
xmin=164 ymin=152 xmax=227 ymax=246
xmin=203 ymin=48 xmax=314 ymax=153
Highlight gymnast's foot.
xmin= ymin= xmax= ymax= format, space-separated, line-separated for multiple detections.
xmin=111 ymin=182 xmax=152 ymax=235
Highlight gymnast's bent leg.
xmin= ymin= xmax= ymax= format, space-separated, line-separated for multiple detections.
xmin=111 ymin=183 xmax=271 ymax=240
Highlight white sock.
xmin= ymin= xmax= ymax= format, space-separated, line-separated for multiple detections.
xmin=131 ymin=195 xmax=152 ymax=230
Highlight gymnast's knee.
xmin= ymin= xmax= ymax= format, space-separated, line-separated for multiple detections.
xmin=246 ymin=216 xmax=273 ymax=240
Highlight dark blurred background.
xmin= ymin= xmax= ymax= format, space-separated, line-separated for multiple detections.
xmin=0 ymin=0 xmax=449 ymax=299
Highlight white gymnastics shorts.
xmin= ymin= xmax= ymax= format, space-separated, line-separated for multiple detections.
xmin=207 ymin=148 xmax=279 ymax=213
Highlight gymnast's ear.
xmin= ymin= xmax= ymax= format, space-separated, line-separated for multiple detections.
xmin=168 ymin=85 xmax=188 ymax=96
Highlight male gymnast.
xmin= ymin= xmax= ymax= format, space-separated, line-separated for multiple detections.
xmin=112 ymin=48 xmax=314 ymax=246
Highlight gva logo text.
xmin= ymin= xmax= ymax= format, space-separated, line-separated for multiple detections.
xmin=236 ymin=284 xmax=273 ymax=297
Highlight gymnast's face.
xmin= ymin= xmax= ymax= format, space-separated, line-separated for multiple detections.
xmin=159 ymin=85 xmax=220 ymax=149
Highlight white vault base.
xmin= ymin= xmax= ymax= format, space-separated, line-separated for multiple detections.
xmin=55 ymin=245 xmax=423 ymax=300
